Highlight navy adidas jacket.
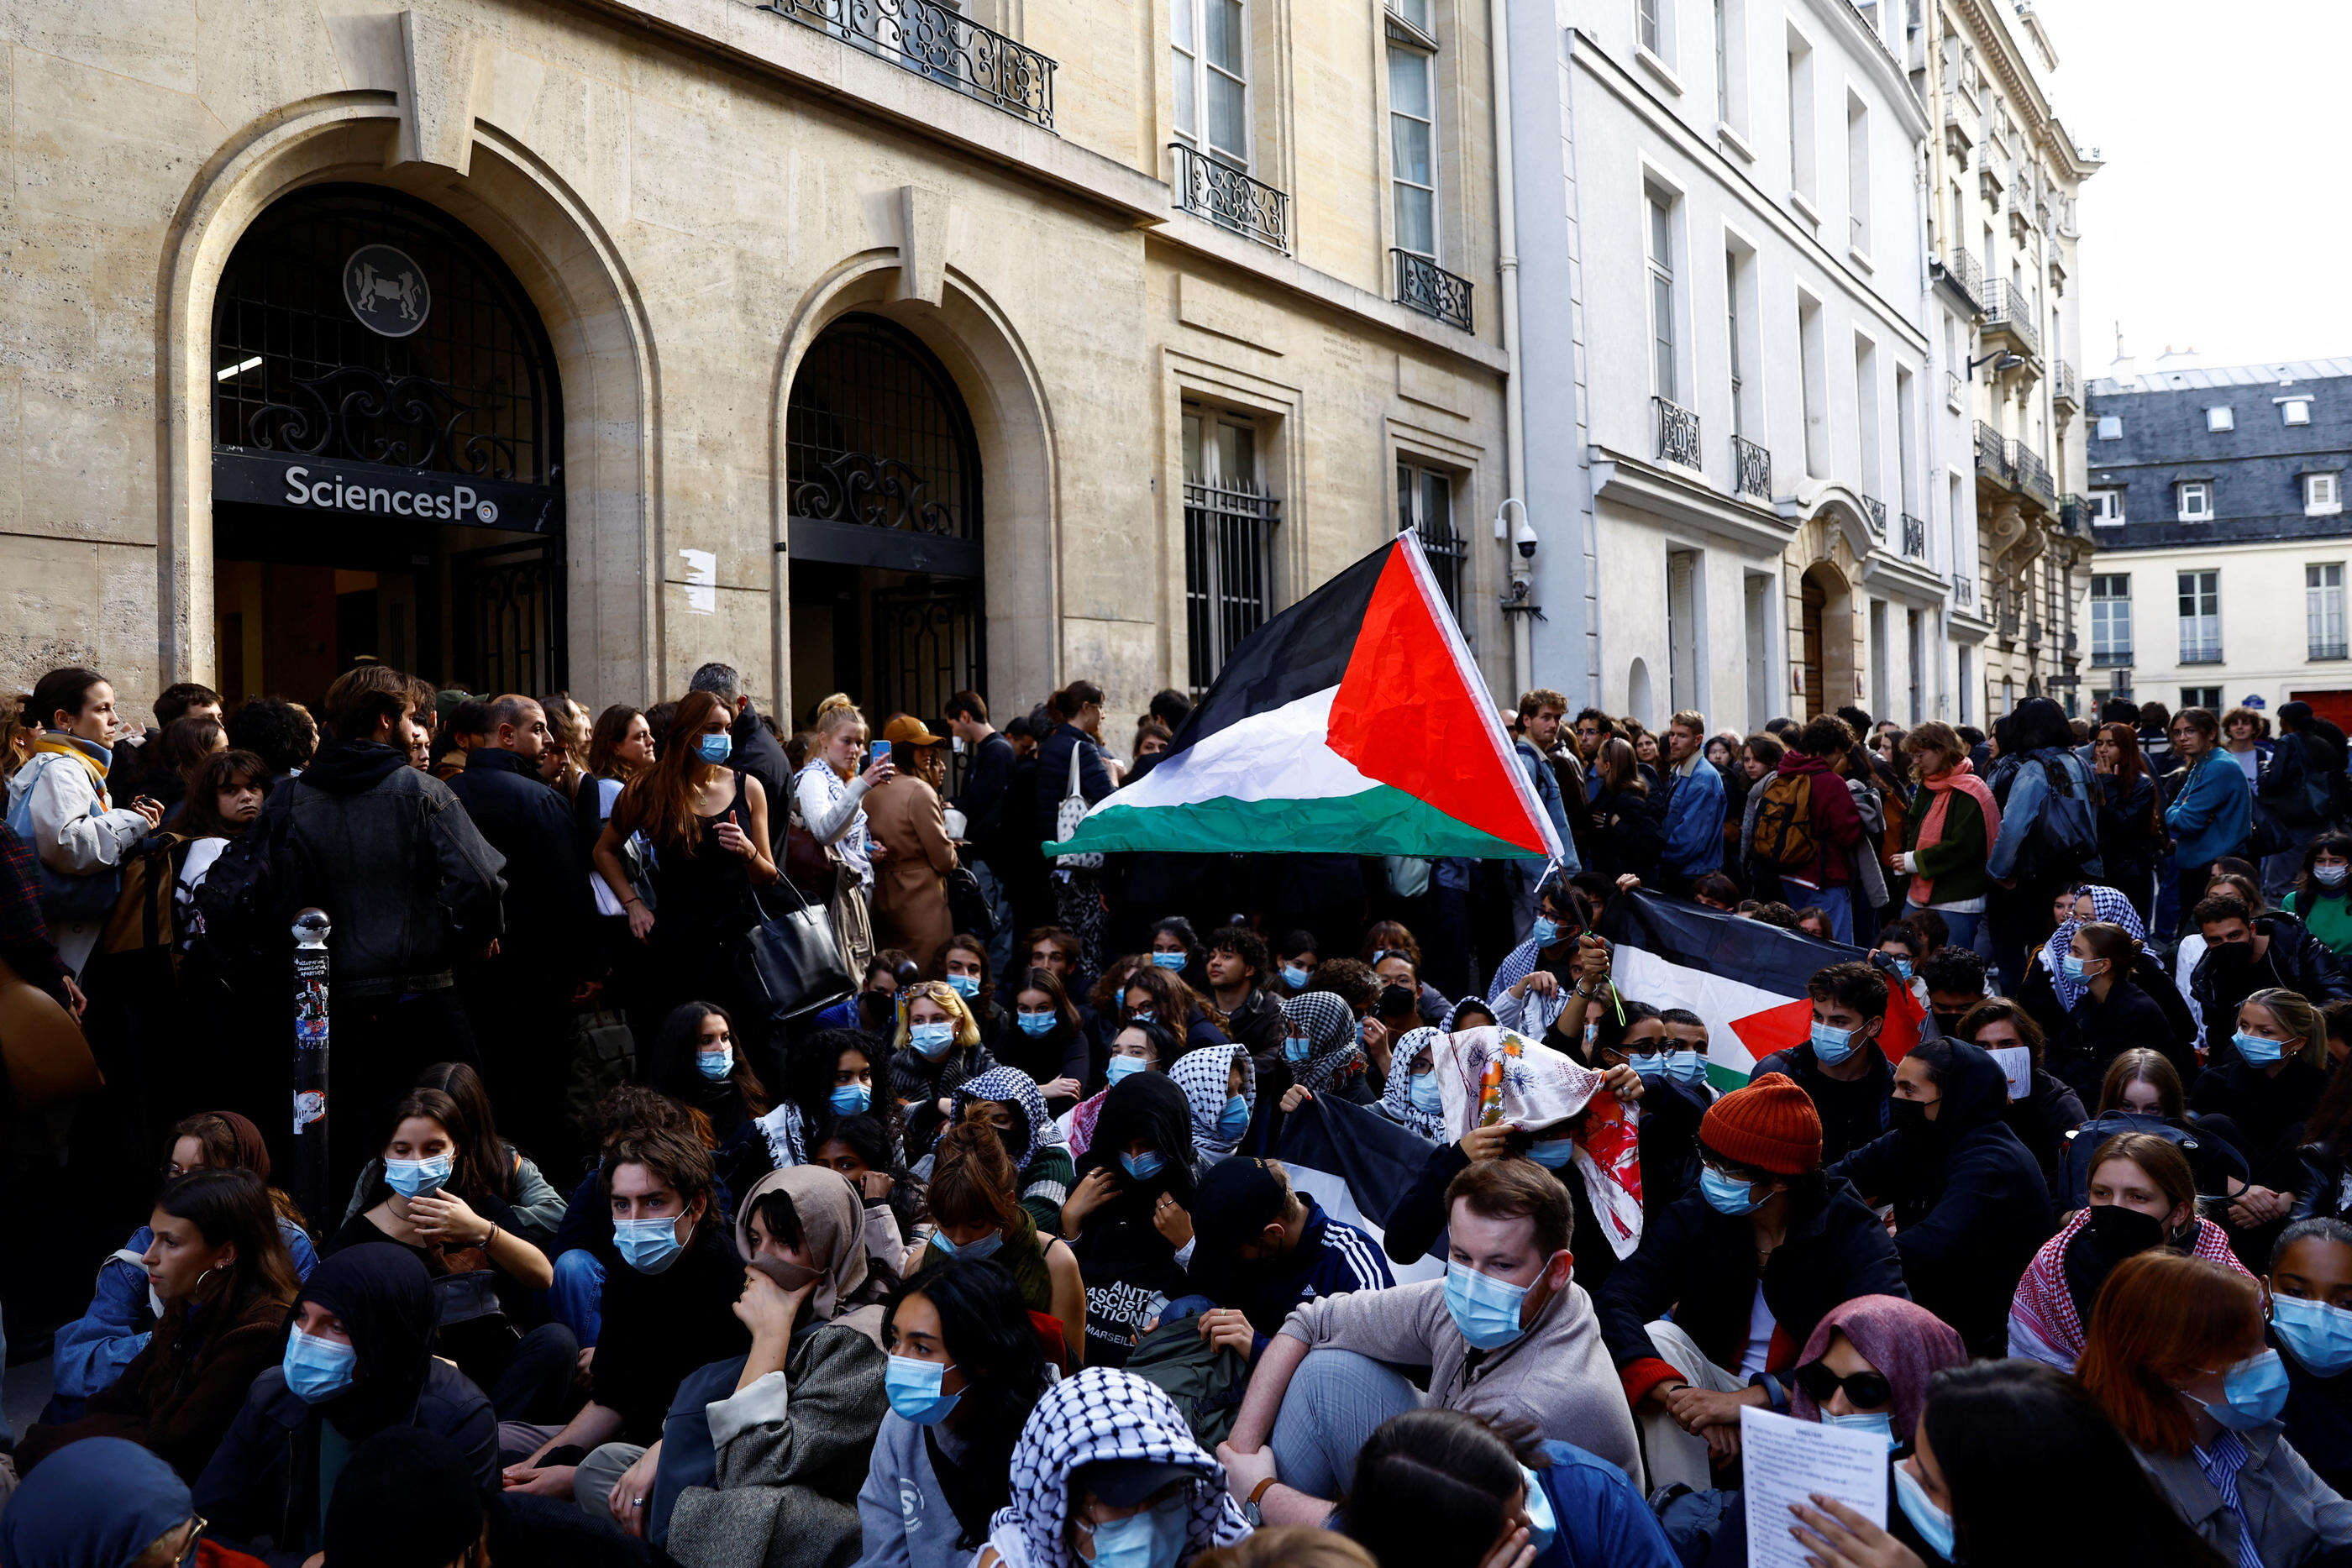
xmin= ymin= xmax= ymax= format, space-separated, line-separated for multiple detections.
xmin=1190 ymin=1194 xmax=1394 ymax=1350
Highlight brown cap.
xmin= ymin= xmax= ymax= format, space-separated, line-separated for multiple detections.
xmin=882 ymin=716 xmax=948 ymax=748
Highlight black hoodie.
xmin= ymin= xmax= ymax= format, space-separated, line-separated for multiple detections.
xmin=1066 ymin=1073 xmax=1196 ymax=1367
xmin=1827 ymin=1040 xmax=2055 ymax=1356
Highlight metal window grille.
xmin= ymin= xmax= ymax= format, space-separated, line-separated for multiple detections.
xmin=766 ymin=0 xmax=1055 ymax=129
xmin=1654 ymin=396 xmax=1702 ymax=469
xmin=1186 ymin=461 xmax=1279 ymax=697
xmin=1733 ymin=434 xmax=1772 ymax=500
xmin=785 ymin=314 xmax=981 ymax=543
xmin=1399 ymin=462 xmax=1465 ymax=616
xmin=1169 ymin=143 xmax=1289 ymax=252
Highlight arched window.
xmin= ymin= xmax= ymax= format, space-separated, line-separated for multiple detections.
xmin=786 ymin=313 xmax=981 ymax=560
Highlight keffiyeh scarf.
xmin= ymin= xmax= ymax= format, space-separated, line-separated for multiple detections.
xmin=1378 ymin=1025 xmax=1448 ymax=1141
xmin=952 ymin=1065 xmax=1063 ymax=1167
xmin=2043 ymin=883 xmax=2145 ymax=1010
xmin=2008 ymin=1209 xmax=2246 ymax=1371
xmin=754 ymin=1101 xmax=808 ymax=1170
xmin=1278 ymin=991 xmax=1368 ymax=1093
xmin=1169 ymin=1044 xmax=1253 ymax=1159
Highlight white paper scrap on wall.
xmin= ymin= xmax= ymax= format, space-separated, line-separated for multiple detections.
xmin=679 ymin=548 xmax=717 ymax=614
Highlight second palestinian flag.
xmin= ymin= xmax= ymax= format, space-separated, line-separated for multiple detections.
xmin=1044 ymin=533 xmax=1561 ymax=860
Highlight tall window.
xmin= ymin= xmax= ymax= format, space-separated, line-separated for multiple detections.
xmin=1786 ymin=29 xmax=1816 ymax=204
xmin=1714 ymin=0 xmax=1730 ymax=123
xmin=2090 ymin=574 xmax=2131 ymax=665
xmin=1638 ymin=0 xmax=1663 ymax=55
xmin=1388 ymin=45 xmax=1437 ymax=258
xmin=1854 ymin=335 xmax=1880 ymax=503
xmin=1958 ymin=645 xmax=1972 ymax=725
xmin=1184 ymin=406 xmax=1278 ymax=695
xmin=1398 ymin=462 xmax=1463 ymax=614
xmin=1845 ymin=93 xmax=1871 ymax=253
xmin=1893 ymin=366 xmax=1917 ymax=514
xmin=1173 ymin=0 xmax=1249 ymax=168
xmin=1646 ymin=192 xmax=1677 ymax=401
xmin=2311 ymin=564 xmax=2348 ymax=660
xmin=2181 ymin=685 xmax=2223 ymax=712
xmin=1725 ymin=246 xmax=1747 ymax=437
xmin=1798 ymin=291 xmax=1827 ymax=477
xmin=2177 ymin=569 xmax=2220 ymax=664
xmin=1667 ymin=549 xmax=1700 ymax=710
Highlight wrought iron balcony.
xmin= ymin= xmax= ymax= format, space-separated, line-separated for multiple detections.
xmin=2053 ymin=359 xmax=2081 ymax=410
xmin=2011 ymin=441 xmax=2055 ymax=504
xmin=1998 ymin=609 xmax=2021 ymax=637
xmin=1169 ymin=144 xmax=1290 ymax=253
xmin=1733 ymin=434 xmax=1772 ymax=500
xmin=2315 ymin=641 xmax=2351 ymax=662
xmin=1654 ymin=396 xmax=1702 ymax=469
xmin=1952 ymin=573 xmax=1976 ymax=608
xmin=1862 ymin=495 xmax=1887 ymax=538
xmin=2181 ymin=638 xmax=2224 ymax=666
xmin=2056 ymin=493 xmax=2094 ymax=540
xmin=1975 ymin=421 xmax=2013 ymax=485
xmin=765 ymin=0 xmax=1056 ymax=128
xmin=2090 ymin=643 xmax=2132 ymax=669
xmin=1393 ymin=249 xmax=1473 ymax=332
xmin=1983 ymin=279 xmax=2040 ymax=359
xmin=1902 ymin=512 xmax=1926 ymax=559
xmin=1932 ymin=249 xmax=1983 ymax=315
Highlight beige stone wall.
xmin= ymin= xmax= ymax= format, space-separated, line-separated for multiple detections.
xmin=0 ymin=0 xmax=1507 ymax=728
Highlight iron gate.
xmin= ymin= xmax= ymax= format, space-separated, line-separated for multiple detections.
xmin=454 ymin=541 xmax=566 ymax=695
xmin=873 ymin=583 xmax=984 ymax=733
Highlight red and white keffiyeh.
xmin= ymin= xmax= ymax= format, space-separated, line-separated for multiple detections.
xmin=2008 ymin=1208 xmax=2247 ymax=1371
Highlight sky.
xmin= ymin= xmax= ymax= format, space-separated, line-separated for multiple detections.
xmin=2024 ymin=0 xmax=2352 ymax=374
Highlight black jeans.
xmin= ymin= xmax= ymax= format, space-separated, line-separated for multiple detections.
xmin=327 ymin=988 xmax=480 ymax=1207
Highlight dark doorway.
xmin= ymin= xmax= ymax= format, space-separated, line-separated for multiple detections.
xmin=1801 ymin=574 xmax=1826 ymax=720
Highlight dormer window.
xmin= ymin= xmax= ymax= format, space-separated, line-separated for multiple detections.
xmin=2176 ymin=481 xmax=2213 ymax=522
xmin=2310 ymin=473 xmax=2343 ymax=517
xmin=2207 ymin=406 xmax=2234 ymax=432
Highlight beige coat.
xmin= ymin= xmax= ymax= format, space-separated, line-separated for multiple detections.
xmin=859 ymin=772 xmax=957 ymax=971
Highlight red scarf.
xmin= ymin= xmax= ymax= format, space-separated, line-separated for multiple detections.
xmin=1910 ymin=758 xmax=1999 ymax=906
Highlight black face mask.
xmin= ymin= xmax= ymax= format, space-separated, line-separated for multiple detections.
xmin=1379 ymin=984 xmax=1418 ymax=1017
xmin=1889 ymin=1099 xmax=1933 ymax=1136
xmin=2082 ymin=1203 xmax=2166 ymax=1258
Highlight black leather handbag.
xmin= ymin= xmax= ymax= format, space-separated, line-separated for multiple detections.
xmin=735 ymin=876 xmax=857 ymax=1027
xmin=946 ymin=866 xmax=998 ymax=941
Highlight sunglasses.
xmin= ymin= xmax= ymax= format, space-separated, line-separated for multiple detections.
xmin=1793 ymin=1361 xmax=1892 ymax=1412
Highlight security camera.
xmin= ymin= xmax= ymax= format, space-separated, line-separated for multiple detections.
xmin=1514 ymin=514 xmax=1538 ymax=560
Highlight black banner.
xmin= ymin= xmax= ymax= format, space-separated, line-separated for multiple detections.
xmin=212 ymin=448 xmax=564 ymax=535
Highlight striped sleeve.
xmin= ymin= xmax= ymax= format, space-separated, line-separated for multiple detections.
xmin=1320 ymin=1218 xmax=1396 ymax=1296
xmin=1022 ymin=1146 xmax=1075 ymax=1235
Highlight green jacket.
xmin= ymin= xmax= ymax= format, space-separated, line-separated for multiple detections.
xmin=1901 ymin=783 xmax=1992 ymax=907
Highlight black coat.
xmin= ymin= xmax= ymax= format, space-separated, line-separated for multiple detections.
xmin=2092 ymin=771 xmax=2162 ymax=899
xmin=1583 ymin=782 xmax=1665 ymax=884
xmin=727 ymin=711 xmax=796 ymax=861
xmin=590 ymin=1219 xmax=751 ymax=1443
xmin=2192 ymin=1057 xmax=2334 ymax=1189
xmin=1381 ymin=1139 xmax=1621 ymax=1298
xmin=2050 ymin=977 xmax=2197 ymax=1104
xmin=1828 ymin=1043 xmax=2053 ymax=1356
xmin=1748 ymin=1043 xmax=1894 ymax=1167
xmin=957 ymin=730 xmax=1017 ymax=865
xmin=2277 ymin=1326 xmax=2352 ymax=1497
xmin=2191 ymin=917 xmax=2352 ymax=1055
xmin=444 ymin=747 xmax=589 ymax=966
xmin=1596 ymin=1175 xmax=1907 ymax=1392
xmin=2003 ymin=1067 xmax=2088 ymax=1195
xmin=1033 ymin=724 xmax=1113 ymax=844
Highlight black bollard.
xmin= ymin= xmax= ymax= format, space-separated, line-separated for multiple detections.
xmin=291 ymin=907 xmax=332 ymax=1230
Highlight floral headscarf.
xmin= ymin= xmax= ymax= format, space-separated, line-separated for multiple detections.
xmin=2042 ymin=884 xmax=2145 ymax=1009
xmin=1430 ymin=1025 xmax=1643 ymax=1259
xmin=1788 ymin=1294 xmax=1967 ymax=1445
xmin=1378 ymin=1025 xmax=1448 ymax=1141
xmin=1278 ymin=991 xmax=1367 ymax=1093
xmin=1169 ymin=1044 xmax=1254 ymax=1160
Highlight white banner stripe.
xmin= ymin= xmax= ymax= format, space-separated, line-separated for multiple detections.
xmin=1074 ymin=686 xmax=1378 ymax=817
xmin=1610 ymin=944 xmax=1807 ymax=1081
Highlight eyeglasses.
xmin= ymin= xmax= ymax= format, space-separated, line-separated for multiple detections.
xmin=179 ymin=1517 xmax=210 ymax=1568
xmin=1793 ymin=1361 xmax=1892 ymax=1411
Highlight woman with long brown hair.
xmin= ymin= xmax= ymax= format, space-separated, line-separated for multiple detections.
xmin=1582 ymin=735 xmax=1663 ymax=884
xmin=593 ymin=689 xmax=779 ymax=1049
xmin=2092 ymin=721 xmax=2163 ymax=925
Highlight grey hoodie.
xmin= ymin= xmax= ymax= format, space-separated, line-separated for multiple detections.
xmin=851 ymin=1412 xmax=972 ymax=1568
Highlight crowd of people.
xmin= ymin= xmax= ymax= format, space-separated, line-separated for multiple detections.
xmin=10 ymin=659 xmax=2352 ymax=1567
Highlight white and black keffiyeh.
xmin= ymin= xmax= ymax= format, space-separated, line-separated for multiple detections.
xmin=1278 ymin=991 xmax=1366 ymax=1093
xmin=753 ymin=1101 xmax=808 ymax=1170
xmin=1378 ymin=1025 xmax=1447 ymax=1141
xmin=986 ymin=1367 xmax=1251 ymax=1568
xmin=952 ymin=1064 xmax=1062 ymax=1166
xmin=1169 ymin=1043 xmax=1252 ymax=1159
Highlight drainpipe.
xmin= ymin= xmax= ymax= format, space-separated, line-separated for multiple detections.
xmin=1488 ymin=0 xmax=1530 ymax=695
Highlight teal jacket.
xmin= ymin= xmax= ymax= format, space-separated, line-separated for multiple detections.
xmin=2166 ymin=757 xmax=2252 ymax=868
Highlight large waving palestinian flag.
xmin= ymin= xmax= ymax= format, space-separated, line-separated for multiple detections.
xmin=1045 ymin=533 xmax=1562 ymax=860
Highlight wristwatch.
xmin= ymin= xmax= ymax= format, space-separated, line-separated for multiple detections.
xmin=1241 ymin=1476 xmax=1279 ymax=1527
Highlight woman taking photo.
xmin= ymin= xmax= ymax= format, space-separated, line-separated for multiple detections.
xmin=16 ymin=1169 xmax=302 ymax=1482
xmin=796 ymin=693 xmax=894 ymax=971
xmin=2091 ymin=721 xmax=2164 ymax=924
xmin=595 ymin=690 xmax=780 ymax=1048
xmin=2282 ymin=832 xmax=2352 ymax=967
xmin=853 ymin=1257 xmax=1055 ymax=1568
xmin=906 ymin=1119 xmax=1086 ymax=1366
xmin=2080 ymin=1251 xmax=2346 ymax=1566
xmin=995 ymin=965 xmax=1089 ymax=1113
xmin=1891 ymin=722 xmax=1998 ymax=955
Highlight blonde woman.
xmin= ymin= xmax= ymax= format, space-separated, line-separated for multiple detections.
xmin=795 ymin=693 xmax=892 ymax=973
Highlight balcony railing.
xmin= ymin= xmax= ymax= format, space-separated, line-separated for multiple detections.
xmin=1170 ymin=144 xmax=1290 ymax=254
xmin=1901 ymin=511 xmax=1926 ymax=559
xmin=2011 ymin=441 xmax=2055 ymax=504
xmin=1975 ymin=421 xmax=2013 ymax=484
xmin=1933 ymin=249 xmax=1984 ymax=314
xmin=1999 ymin=608 xmax=2021 ymax=637
xmin=1393 ymin=249 xmax=1473 ymax=332
xmin=2315 ymin=641 xmax=2351 ymax=662
xmin=2091 ymin=643 xmax=2133 ymax=669
xmin=2053 ymin=359 xmax=2081 ymax=408
xmin=1952 ymin=573 xmax=1976 ymax=607
xmin=1654 ymin=396 xmax=1702 ymax=469
xmin=766 ymin=0 xmax=1056 ymax=128
xmin=2181 ymin=627 xmax=2223 ymax=664
xmin=1862 ymin=495 xmax=1887 ymax=538
xmin=1732 ymin=434 xmax=1772 ymax=500
xmin=1983 ymin=279 xmax=2041 ymax=359
xmin=2056 ymin=493 xmax=2093 ymax=540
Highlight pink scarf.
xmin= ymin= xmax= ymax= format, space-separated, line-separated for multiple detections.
xmin=2008 ymin=1210 xmax=2247 ymax=1370
xmin=1909 ymin=758 xmax=2000 ymax=907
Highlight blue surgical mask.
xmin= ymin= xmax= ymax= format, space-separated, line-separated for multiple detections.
xmin=884 ymin=1354 xmax=963 ymax=1424
xmin=2061 ymin=954 xmax=2091 ymax=982
xmin=2197 ymin=1348 xmax=2292 ymax=1430
xmin=384 ymin=1153 xmax=451 ymax=1199
xmin=696 ymin=732 xmax=732 ymax=764
xmin=829 ymin=1082 xmax=872 ymax=1116
xmin=696 ymin=1046 xmax=734 ymax=1081
xmin=946 ymin=973 xmax=980 ymax=999
xmin=2320 ymin=863 xmax=2351 ymax=889
xmin=2275 ymin=1294 xmax=2352 ymax=1378
xmin=1526 ymin=1139 xmax=1575 ymax=1171
xmin=1443 ymin=1259 xmax=1532 ymax=1350
xmin=1149 ymin=952 xmax=1186 ymax=970
xmin=1216 ymin=1095 xmax=1252 ymax=1141
xmin=911 ymin=1021 xmax=957 ymax=1059
xmin=1520 ymin=1464 xmax=1557 ymax=1554
xmin=1107 ymin=1054 xmax=1147 ymax=1084
xmin=1130 ymin=1009 xmax=1157 ymax=1025
xmin=1283 ymin=1036 xmax=1312 ymax=1064
xmin=1819 ymin=1410 xmax=1895 ymax=1446
xmin=1893 ymin=1464 xmax=1955 ymax=1561
xmin=1121 ymin=1150 xmax=1166 ymax=1181
xmin=1531 ymin=916 xmax=1562 ymax=947
xmin=1701 ymin=1167 xmax=1759 ymax=1215
xmin=1017 ymin=1010 xmax=1057 ymax=1037
xmin=1892 ymin=958 xmax=1914 ymax=981
xmin=1809 ymin=1020 xmax=1860 ymax=1067
xmin=1281 ymin=963 xmax=1312 ymax=990
xmin=1087 ymin=1497 xmax=1189 ymax=1568
xmin=1629 ymin=1052 xmax=1667 ymax=1080
xmin=1409 ymin=1072 xmax=1444 ymax=1113
xmin=931 ymin=1228 xmax=1003 ymax=1261
xmin=281 ymin=1328 xmax=359 ymax=1403
xmin=613 ymin=1214 xmax=688 ymax=1274
xmin=1663 ymin=1051 xmax=1709 ymax=1089
xmin=2235 ymin=1031 xmax=2286 ymax=1067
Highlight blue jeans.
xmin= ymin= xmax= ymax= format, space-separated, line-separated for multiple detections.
xmin=551 ymin=1248 xmax=606 ymax=1346
xmin=1909 ymin=906 xmax=1981 ymax=953
xmin=1808 ymin=885 xmax=1854 ymax=944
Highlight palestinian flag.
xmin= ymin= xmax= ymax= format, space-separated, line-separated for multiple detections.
xmin=1597 ymin=891 xmax=1925 ymax=1089
xmin=1273 ymin=1092 xmax=1446 ymax=1283
xmin=1043 ymin=533 xmax=1562 ymax=861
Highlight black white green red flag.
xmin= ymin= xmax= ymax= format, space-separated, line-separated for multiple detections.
xmin=1042 ymin=532 xmax=1562 ymax=861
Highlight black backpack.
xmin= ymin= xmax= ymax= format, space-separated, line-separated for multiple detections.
xmin=2019 ymin=755 xmax=2101 ymax=882
xmin=184 ymin=790 xmax=319 ymax=978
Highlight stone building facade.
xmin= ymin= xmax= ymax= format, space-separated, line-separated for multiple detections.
xmin=0 ymin=0 xmax=1512 ymax=730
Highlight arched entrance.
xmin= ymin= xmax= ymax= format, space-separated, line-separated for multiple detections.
xmin=1798 ymin=560 xmax=1852 ymax=720
xmin=784 ymin=313 xmax=984 ymax=726
xmin=208 ymin=185 xmax=565 ymax=704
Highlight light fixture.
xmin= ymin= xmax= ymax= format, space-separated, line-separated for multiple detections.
xmin=215 ymin=355 xmax=264 ymax=382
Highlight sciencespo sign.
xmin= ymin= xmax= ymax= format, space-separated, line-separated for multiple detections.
xmin=211 ymin=448 xmax=563 ymax=535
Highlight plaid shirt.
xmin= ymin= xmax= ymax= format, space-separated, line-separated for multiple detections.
xmin=0 ymin=820 xmax=71 ymax=1000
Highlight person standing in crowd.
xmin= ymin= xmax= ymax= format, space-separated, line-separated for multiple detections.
xmin=224 ymin=695 xmax=318 ymax=797
xmin=1509 ymin=692 xmax=1582 ymax=933
xmin=864 ymin=716 xmax=959 ymax=973
xmin=1654 ymin=710 xmax=1727 ymax=896
xmin=577 ymin=703 xmax=655 ymax=978
xmin=1890 ymin=721 xmax=1998 ymax=953
xmin=1598 ymin=1074 xmax=1904 ymax=1491
xmin=1036 ymin=681 xmax=1116 ymax=972
xmin=8 ymin=668 xmax=161 ymax=975
xmin=1750 ymin=716 xmax=1866 ymax=943
xmin=854 ymin=1257 xmax=1055 ymax=1568
xmin=2265 ymin=702 xmax=2352 ymax=894
xmin=1828 ymin=1038 xmax=2052 ymax=1356
xmin=1750 ymin=962 xmax=1896 ymax=1167
xmin=2167 ymin=706 xmax=2255 ymax=936
xmin=689 ymin=663 xmax=795 ymax=860
xmin=2092 ymin=721 xmax=2165 ymax=923
xmin=2081 ymin=1251 xmax=2352 ymax=1565
xmin=946 ymin=689 xmax=1017 ymax=970
xmin=1578 ymin=737 xmax=1662 ymax=888
xmin=798 ymin=694 xmax=892 ymax=963
xmin=1982 ymin=698 xmax=2102 ymax=996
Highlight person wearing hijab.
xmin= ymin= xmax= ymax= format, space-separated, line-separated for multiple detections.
xmin=608 ymin=1167 xmax=893 ymax=1565
xmin=2009 ymin=1132 xmax=2248 ymax=1372
xmin=973 ymin=1367 xmax=1252 ymax=1568
xmin=1059 ymin=1072 xmax=1201 ymax=1368
xmin=1827 ymin=1039 xmax=2055 ymax=1356
xmin=2 ymin=1436 xmax=269 ymax=1568
xmin=949 ymin=1066 xmax=1078 ymax=1235
xmin=1375 ymin=1026 xmax=1448 ymax=1144
xmin=1273 ymin=992 xmax=1373 ymax=1109
xmin=193 ymin=1246 xmax=497 ymax=1564
xmin=1170 ymin=1043 xmax=1257 ymax=1165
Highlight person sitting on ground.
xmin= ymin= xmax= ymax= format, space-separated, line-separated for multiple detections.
xmin=337 ymin=1062 xmax=567 ymax=1247
xmin=812 ymin=948 xmax=918 ymax=1036
xmin=1591 ymin=1004 xmax=1711 ymax=1214
xmin=1066 ymin=1017 xmax=1181 ymax=1157
xmin=853 ymin=1257 xmax=1057 ymax=1568
xmin=16 ymin=1170 xmax=302 ymax=1483
xmin=806 ymin=1112 xmax=921 ymax=1280
xmin=2193 ymin=987 xmax=2335 ymax=1247
xmin=4 ymin=1437 xmax=273 ymax=1568
xmin=323 ymin=1426 xmax=669 ymax=1568
xmin=194 ymin=1247 xmax=497 ymax=1560
xmin=1375 ymin=1025 xmax=1449 ymax=1143
xmin=1273 ymin=990 xmax=1374 ymax=1112
xmin=1214 ymin=1159 xmax=1643 ymax=1525
xmin=1331 ymin=1408 xmax=1677 ymax=1568
xmin=1122 ymin=961 xmax=1237 ymax=1063
xmin=948 ymin=1065 xmax=1078 ymax=1235
xmin=1362 ymin=920 xmax=1449 ymax=1026
xmin=2190 ymin=893 xmax=2352 ymax=1060
xmin=2044 ymin=908 xmax=2198 ymax=1099
xmin=2056 ymin=1049 xmax=2250 ymax=1216
xmin=1184 ymin=1157 xmax=1393 ymax=1367
xmin=649 ymin=1001 xmax=782 ymax=1198
xmin=1058 ymin=1072 xmax=1201 ymax=1368
xmin=2008 ymin=1131 xmax=2248 ymax=1372
xmin=973 ymin=1367 xmax=1252 ymax=1568
xmin=1750 ymin=962 xmax=1896 ymax=1167
xmin=1597 ymin=1074 xmax=1905 ymax=1491
xmin=994 ymin=966 xmax=1089 ymax=1114
xmin=910 ymin=1117 xmax=1087 ymax=1367
xmin=543 ymin=1086 xmax=732 ymax=1353
xmin=1202 ymin=925 xmax=1287 ymax=1063
xmin=1273 ymin=931 xmax=1319 ymax=997
xmin=934 ymin=931 xmax=1008 ymax=1043
xmin=1951 ymin=997 xmax=2085 ymax=1195
xmin=1171 ymin=1041 xmax=1259 ymax=1165
xmin=1485 ymin=878 xmax=1606 ymax=1044
xmin=1917 ymin=947 xmax=1991 ymax=1041
xmin=2266 ymin=1217 xmax=2352 ymax=1496
xmin=2081 ymin=1251 xmax=2352 ymax=1566
xmin=43 ymin=1112 xmax=315 ymax=1427
xmin=2283 ymin=834 xmax=2352 ymax=967
xmin=890 ymin=979 xmax=1000 ymax=1155
xmin=1827 ymin=1038 xmax=2054 ymax=1356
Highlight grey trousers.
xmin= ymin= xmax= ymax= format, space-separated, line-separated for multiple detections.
xmin=1268 ymin=1349 xmax=1427 ymax=1499
xmin=576 ymin=1441 xmax=648 ymax=1523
